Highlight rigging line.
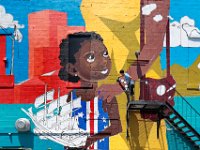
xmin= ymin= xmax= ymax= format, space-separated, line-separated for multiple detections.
xmin=0 ymin=25 xmax=14 ymax=36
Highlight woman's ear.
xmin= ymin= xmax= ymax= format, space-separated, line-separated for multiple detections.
xmin=66 ymin=63 xmax=77 ymax=76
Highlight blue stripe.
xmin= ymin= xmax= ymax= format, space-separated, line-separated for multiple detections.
xmin=97 ymin=99 xmax=109 ymax=150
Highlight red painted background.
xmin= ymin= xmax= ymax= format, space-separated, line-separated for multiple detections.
xmin=0 ymin=10 xmax=85 ymax=104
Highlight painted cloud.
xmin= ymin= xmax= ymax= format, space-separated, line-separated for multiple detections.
xmin=142 ymin=4 xmax=157 ymax=16
xmin=163 ymin=21 xmax=181 ymax=47
xmin=153 ymin=14 xmax=163 ymax=22
xmin=0 ymin=5 xmax=24 ymax=42
xmin=163 ymin=16 xmax=200 ymax=47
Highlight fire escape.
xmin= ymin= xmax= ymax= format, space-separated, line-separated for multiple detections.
xmin=127 ymin=99 xmax=200 ymax=149
xmin=125 ymin=0 xmax=200 ymax=149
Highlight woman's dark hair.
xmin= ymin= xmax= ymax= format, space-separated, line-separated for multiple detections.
xmin=58 ymin=32 xmax=103 ymax=82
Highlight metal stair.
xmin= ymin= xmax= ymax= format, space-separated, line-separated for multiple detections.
xmin=165 ymin=102 xmax=200 ymax=150
xmin=127 ymin=100 xmax=200 ymax=149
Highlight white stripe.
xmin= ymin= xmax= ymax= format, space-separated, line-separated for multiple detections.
xmin=94 ymin=96 xmax=98 ymax=149
xmin=86 ymin=98 xmax=99 ymax=149
xmin=41 ymin=70 xmax=56 ymax=76
xmin=86 ymin=101 xmax=90 ymax=133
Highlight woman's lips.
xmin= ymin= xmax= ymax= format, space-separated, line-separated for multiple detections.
xmin=101 ymin=68 xmax=108 ymax=74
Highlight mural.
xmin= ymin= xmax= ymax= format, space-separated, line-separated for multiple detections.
xmin=22 ymin=32 xmax=122 ymax=149
xmin=0 ymin=0 xmax=200 ymax=149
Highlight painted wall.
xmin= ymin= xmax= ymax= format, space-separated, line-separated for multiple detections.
xmin=0 ymin=0 xmax=200 ymax=149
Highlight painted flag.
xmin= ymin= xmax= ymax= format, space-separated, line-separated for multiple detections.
xmin=72 ymin=91 xmax=109 ymax=150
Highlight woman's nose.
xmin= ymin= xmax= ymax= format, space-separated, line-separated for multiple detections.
xmin=99 ymin=57 xmax=108 ymax=66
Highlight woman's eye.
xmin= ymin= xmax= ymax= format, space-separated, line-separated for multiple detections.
xmin=103 ymin=51 xmax=108 ymax=58
xmin=87 ymin=54 xmax=95 ymax=63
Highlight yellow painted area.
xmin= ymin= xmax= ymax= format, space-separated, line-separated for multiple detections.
xmin=81 ymin=0 xmax=140 ymax=73
xmin=81 ymin=0 xmax=168 ymax=149
xmin=163 ymin=56 xmax=200 ymax=96
xmin=146 ymin=69 xmax=161 ymax=79
xmin=110 ymin=134 xmax=130 ymax=150
xmin=146 ymin=57 xmax=163 ymax=79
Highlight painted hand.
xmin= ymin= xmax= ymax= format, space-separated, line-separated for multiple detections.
xmin=96 ymin=84 xmax=123 ymax=103
xmin=80 ymin=137 xmax=94 ymax=149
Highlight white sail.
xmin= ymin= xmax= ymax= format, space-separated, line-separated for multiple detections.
xmin=58 ymin=96 xmax=81 ymax=116
xmin=48 ymin=94 xmax=68 ymax=113
xmin=57 ymin=97 xmax=81 ymax=116
xmin=72 ymin=97 xmax=81 ymax=109
xmin=34 ymin=89 xmax=55 ymax=108
xmin=60 ymin=104 xmax=71 ymax=116
xmin=59 ymin=116 xmax=78 ymax=130
xmin=59 ymin=119 xmax=71 ymax=130
xmin=36 ymin=109 xmax=45 ymax=121
xmin=71 ymin=116 xmax=79 ymax=130
xmin=59 ymin=94 xmax=68 ymax=106
xmin=47 ymin=116 xmax=57 ymax=129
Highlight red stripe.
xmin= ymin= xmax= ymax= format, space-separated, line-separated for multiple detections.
xmin=0 ymin=36 xmax=6 ymax=75
xmin=90 ymin=99 xmax=94 ymax=149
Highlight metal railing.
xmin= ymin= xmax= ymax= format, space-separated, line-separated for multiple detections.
xmin=172 ymin=89 xmax=200 ymax=133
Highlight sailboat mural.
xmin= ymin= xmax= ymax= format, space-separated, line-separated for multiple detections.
xmin=34 ymin=89 xmax=55 ymax=108
xmin=21 ymin=87 xmax=88 ymax=147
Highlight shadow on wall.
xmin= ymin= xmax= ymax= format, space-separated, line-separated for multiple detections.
xmin=128 ymin=112 xmax=154 ymax=150
xmin=99 ymin=14 xmax=140 ymax=72
xmin=18 ymin=132 xmax=34 ymax=149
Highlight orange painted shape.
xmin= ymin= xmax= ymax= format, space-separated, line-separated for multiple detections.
xmin=28 ymin=10 xmax=67 ymax=78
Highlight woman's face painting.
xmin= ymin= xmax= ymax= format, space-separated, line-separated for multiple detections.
xmin=73 ymin=39 xmax=111 ymax=82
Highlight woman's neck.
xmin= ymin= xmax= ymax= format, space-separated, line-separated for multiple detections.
xmin=80 ymin=80 xmax=98 ymax=89
xmin=75 ymin=80 xmax=98 ymax=101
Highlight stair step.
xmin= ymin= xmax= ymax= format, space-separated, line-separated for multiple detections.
xmin=188 ymin=135 xmax=196 ymax=138
xmin=188 ymin=138 xmax=197 ymax=143
xmin=179 ymin=131 xmax=192 ymax=136
xmin=187 ymin=136 xmax=200 ymax=143
xmin=193 ymin=139 xmax=200 ymax=142
xmin=174 ymin=120 xmax=182 ymax=124
xmin=170 ymin=116 xmax=179 ymax=121
xmin=179 ymin=125 xmax=187 ymax=129
xmin=181 ymin=130 xmax=191 ymax=134
xmin=194 ymin=145 xmax=200 ymax=149
xmin=170 ymin=123 xmax=185 ymax=130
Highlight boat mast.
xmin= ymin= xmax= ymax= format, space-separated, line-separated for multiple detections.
xmin=44 ymin=84 xmax=47 ymax=125
xmin=56 ymin=87 xmax=60 ymax=130
xmin=70 ymin=92 xmax=73 ymax=129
